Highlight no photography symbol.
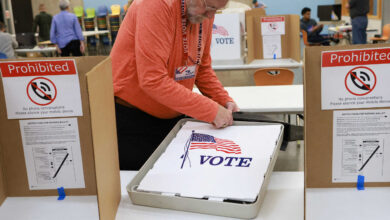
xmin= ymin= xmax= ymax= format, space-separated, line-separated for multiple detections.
xmin=26 ymin=77 xmax=57 ymax=106
xmin=345 ymin=66 xmax=376 ymax=96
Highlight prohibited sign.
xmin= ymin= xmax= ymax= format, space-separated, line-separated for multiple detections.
xmin=345 ymin=66 xmax=376 ymax=96
xmin=27 ymin=77 xmax=57 ymax=106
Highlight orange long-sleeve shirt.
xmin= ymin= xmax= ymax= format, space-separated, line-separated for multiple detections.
xmin=111 ymin=0 xmax=233 ymax=123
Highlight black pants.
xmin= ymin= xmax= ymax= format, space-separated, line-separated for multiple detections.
xmin=308 ymin=35 xmax=330 ymax=46
xmin=115 ymin=103 xmax=184 ymax=170
xmin=60 ymin=40 xmax=82 ymax=57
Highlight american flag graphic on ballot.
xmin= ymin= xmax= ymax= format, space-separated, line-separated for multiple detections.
xmin=181 ymin=131 xmax=241 ymax=169
xmin=212 ymin=24 xmax=229 ymax=36
xmin=189 ymin=133 xmax=241 ymax=154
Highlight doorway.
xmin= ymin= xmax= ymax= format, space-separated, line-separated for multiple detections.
xmin=11 ymin=0 xmax=33 ymax=33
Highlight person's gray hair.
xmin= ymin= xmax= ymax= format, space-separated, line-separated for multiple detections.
xmin=59 ymin=0 xmax=70 ymax=10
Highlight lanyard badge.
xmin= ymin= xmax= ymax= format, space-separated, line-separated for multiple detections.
xmin=176 ymin=0 xmax=203 ymax=81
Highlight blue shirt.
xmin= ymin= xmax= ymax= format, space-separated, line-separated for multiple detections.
xmin=50 ymin=11 xmax=84 ymax=48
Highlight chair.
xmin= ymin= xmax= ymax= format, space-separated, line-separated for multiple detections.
xmin=73 ymin=6 xmax=84 ymax=29
xmin=123 ymin=4 xmax=128 ymax=13
xmin=111 ymin=4 xmax=121 ymax=15
xmin=301 ymin=29 xmax=321 ymax=46
xmin=253 ymin=68 xmax=301 ymax=127
xmin=97 ymin=5 xmax=108 ymax=17
xmin=86 ymin=8 xmax=96 ymax=19
xmin=253 ymin=68 xmax=294 ymax=86
xmin=97 ymin=6 xmax=110 ymax=55
xmin=0 ymin=52 xmax=7 ymax=59
xmin=84 ymin=8 xmax=97 ymax=55
xmin=370 ymin=24 xmax=390 ymax=43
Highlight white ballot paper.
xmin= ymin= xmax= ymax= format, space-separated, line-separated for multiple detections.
xmin=19 ymin=118 xmax=85 ymax=190
xmin=333 ymin=109 xmax=390 ymax=182
xmin=262 ymin=35 xmax=282 ymax=59
xmin=138 ymin=121 xmax=283 ymax=202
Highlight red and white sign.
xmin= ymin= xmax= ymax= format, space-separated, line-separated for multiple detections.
xmin=261 ymin=16 xmax=285 ymax=35
xmin=321 ymin=48 xmax=390 ymax=110
xmin=0 ymin=60 xmax=83 ymax=119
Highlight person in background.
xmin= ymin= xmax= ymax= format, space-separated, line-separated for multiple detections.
xmin=252 ymin=0 xmax=266 ymax=9
xmin=346 ymin=0 xmax=369 ymax=44
xmin=0 ymin=22 xmax=18 ymax=58
xmin=300 ymin=7 xmax=330 ymax=46
xmin=50 ymin=0 xmax=85 ymax=56
xmin=33 ymin=4 xmax=52 ymax=42
xmin=111 ymin=0 xmax=239 ymax=170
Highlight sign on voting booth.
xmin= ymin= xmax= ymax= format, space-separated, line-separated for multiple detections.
xmin=0 ymin=60 xmax=83 ymax=119
xmin=245 ymin=10 xmax=300 ymax=63
xmin=305 ymin=44 xmax=390 ymax=189
xmin=210 ymin=13 xmax=245 ymax=65
xmin=304 ymin=42 xmax=390 ymax=220
xmin=0 ymin=57 xmax=120 ymax=220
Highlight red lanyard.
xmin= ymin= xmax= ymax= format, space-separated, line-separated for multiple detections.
xmin=181 ymin=0 xmax=202 ymax=66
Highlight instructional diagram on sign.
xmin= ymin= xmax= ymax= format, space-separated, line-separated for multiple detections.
xmin=262 ymin=35 xmax=281 ymax=59
xmin=0 ymin=59 xmax=82 ymax=119
xmin=321 ymin=47 xmax=390 ymax=110
xmin=19 ymin=118 xmax=85 ymax=190
xmin=332 ymin=109 xmax=390 ymax=182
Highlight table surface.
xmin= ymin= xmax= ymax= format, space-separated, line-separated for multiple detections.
xmin=328 ymin=25 xmax=377 ymax=33
xmin=15 ymin=46 xmax=57 ymax=53
xmin=306 ymin=187 xmax=390 ymax=220
xmin=195 ymin=85 xmax=304 ymax=113
xmin=117 ymin=171 xmax=304 ymax=220
xmin=0 ymin=195 xmax=99 ymax=220
xmin=212 ymin=58 xmax=303 ymax=71
xmin=82 ymin=30 xmax=110 ymax=37
xmin=0 ymin=171 xmax=303 ymax=220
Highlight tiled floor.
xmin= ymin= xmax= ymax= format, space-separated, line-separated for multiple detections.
xmin=274 ymin=141 xmax=304 ymax=171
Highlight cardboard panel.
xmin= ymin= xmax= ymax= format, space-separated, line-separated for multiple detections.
xmin=304 ymin=44 xmax=390 ymax=188
xmin=245 ymin=8 xmax=266 ymax=64
xmin=286 ymin=15 xmax=301 ymax=62
xmin=0 ymin=57 xmax=105 ymax=196
xmin=0 ymin=143 xmax=6 ymax=205
xmin=86 ymin=57 xmax=121 ymax=220
xmin=245 ymin=13 xmax=300 ymax=64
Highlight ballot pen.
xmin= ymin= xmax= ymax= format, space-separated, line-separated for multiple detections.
xmin=358 ymin=146 xmax=380 ymax=172
xmin=53 ymin=153 xmax=69 ymax=178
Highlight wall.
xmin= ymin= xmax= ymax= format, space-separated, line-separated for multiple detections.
xmin=262 ymin=0 xmax=335 ymax=19
xmin=31 ymin=0 xmax=84 ymax=17
xmin=382 ymin=0 xmax=390 ymax=26
xmin=83 ymin=0 xmax=127 ymax=12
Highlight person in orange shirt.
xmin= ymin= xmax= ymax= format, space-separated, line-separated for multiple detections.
xmin=111 ymin=0 xmax=239 ymax=170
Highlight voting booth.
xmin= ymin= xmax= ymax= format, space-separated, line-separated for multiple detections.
xmin=245 ymin=10 xmax=300 ymax=63
xmin=0 ymin=57 xmax=120 ymax=220
xmin=304 ymin=44 xmax=390 ymax=219
xmin=210 ymin=13 xmax=246 ymax=65
xmin=127 ymin=119 xmax=285 ymax=219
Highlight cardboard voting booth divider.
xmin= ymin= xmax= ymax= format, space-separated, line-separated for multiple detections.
xmin=245 ymin=10 xmax=300 ymax=63
xmin=210 ymin=13 xmax=245 ymax=65
xmin=305 ymin=43 xmax=390 ymax=195
xmin=0 ymin=57 xmax=120 ymax=220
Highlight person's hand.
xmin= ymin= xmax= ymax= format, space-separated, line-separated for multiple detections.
xmin=212 ymin=105 xmax=233 ymax=129
xmin=80 ymin=41 xmax=85 ymax=54
xmin=55 ymin=45 xmax=61 ymax=54
xmin=225 ymin=101 xmax=240 ymax=112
